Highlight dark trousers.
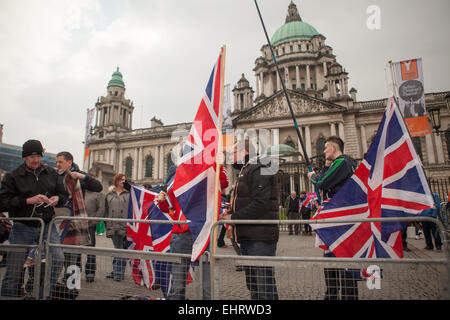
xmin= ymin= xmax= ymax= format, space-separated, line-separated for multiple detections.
xmin=287 ymin=211 xmax=299 ymax=234
xmin=85 ymin=225 xmax=97 ymax=277
xmin=302 ymin=214 xmax=312 ymax=233
xmin=324 ymin=268 xmax=358 ymax=300
xmin=422 ymin=221 xmax=442 ymax=249
xmin=240 ymin=240 xmax=278 ymax=300
xmin=217 ymin=225 xmax=227 ymax=247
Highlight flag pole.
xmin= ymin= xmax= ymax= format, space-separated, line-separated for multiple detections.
xmin=212 ymin=45 xmax=226 ymax=256
xmin=253 ymin=0 xmax=321 ymax=203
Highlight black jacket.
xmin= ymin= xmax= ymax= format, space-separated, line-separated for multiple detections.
xmin=311 ymin=154 xmax=357 ymax=199
xmin=0 ymin=163 xmax=68 ymax=226
xmin=231 ymin=157 xmax=279 ymax=243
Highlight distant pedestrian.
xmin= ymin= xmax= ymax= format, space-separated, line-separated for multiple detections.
xmin=105 ymin=173 xmax=129 ymax=281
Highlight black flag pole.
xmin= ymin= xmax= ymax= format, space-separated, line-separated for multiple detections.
xmin=253 ymin=0 xmax=310 ymax=167
xmin=253 ymin=0 xmax=322 ymax=203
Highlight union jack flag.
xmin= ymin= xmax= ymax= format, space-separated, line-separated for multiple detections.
xmin=127 ymin=185 xmax=173 ymax=294
xmin=171 ymin=47 xmax=225 ymax=262
xmin=300 ymin=192 xmax=319 ymax=210
xmin=311 ymin=97 xmax=434 ymax=258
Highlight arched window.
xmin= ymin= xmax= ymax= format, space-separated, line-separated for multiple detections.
xmin=145 ymin=155 xmax=153 ymax=178
xmin=125 ymin=156 xmax=133 ymax=179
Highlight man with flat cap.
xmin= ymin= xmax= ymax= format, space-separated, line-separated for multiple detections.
xmin=0 ymin=139 xmax=67 ymax=299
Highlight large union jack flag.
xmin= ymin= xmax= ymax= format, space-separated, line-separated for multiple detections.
xmin=311 ymin=97 xmax=434 ymax=258
xmin=171 ymin=47 xmax=225 ymax=262
xmin=127 ymin=185 xmax=173 ymax=294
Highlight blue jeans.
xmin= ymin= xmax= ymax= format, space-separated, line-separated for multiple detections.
xmin=240 ymin=240 xmax=279 ymax=300
xmin=110 ymin=234 xmax=127 ymax=280
xmin=1 ymin=222 xmax=64 ymax=299
xmin=167 ymin=232 xmax=210 ymax=300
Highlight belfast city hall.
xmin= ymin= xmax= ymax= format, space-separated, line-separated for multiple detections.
xmin=86 ymin=2 xmax=449 ymax=201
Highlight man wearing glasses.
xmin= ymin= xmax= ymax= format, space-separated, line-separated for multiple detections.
xmin=0 ymin=139 xmax=67 ymax=299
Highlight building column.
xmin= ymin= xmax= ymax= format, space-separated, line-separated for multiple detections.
xmin=111 ymin=147 xmax=117 ymax=170
xmin=271 ymin=128 xmax=279 ymax=146
xmin=304 ymin=125 xmax=312 ymax=161
xmin=138 ymin=147 xmax=143 ymax=180
xmin=260 ymin=72 xmax=265 ymax=96
xmin=276 ymin=70 xmax=281 ymax=91
xmin=290 ymin=175 xmax=295 ymax=193
xmin=159 ymin=145 xmax=165 ymax=180
xmin=360 ymin=125 xmax=368 ymax=157
xmin=434 ymin=134 xmax=445 ymax=163
xmin=330 ymin=122 xmax=336 ymax=136
xmin=154 ymin=146 xmax=160 ymax=180
xmin=256 ymin=74 xmax=260 ymax=97
xmin=338 ymin=122 xmax=345 ymax=142
xmin=119 ymin=149 xmax=123 ymax=174
xmin=134 ymin=148 xmax=139 ymax=180
xmin=306 ymin=65 xmax=311 ymax=90
xmin=323 ymin=61 xmax=327 ymax=76
xmin=425 ymin=134 xmax=436 ymax=164
xmin=295 ymin=65 xmax=300 ymax=90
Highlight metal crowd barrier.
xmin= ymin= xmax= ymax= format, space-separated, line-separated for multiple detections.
xmin=43 ymin=216 xmax=207 ymax=300
xmin=0 ymin=217 xmax=45 ymax=300
xmin=1 ymin=216 xmax=449 ymax=300
xmin=209 ymin=216 xmax=450 ymax=300
xmin=439 ymin=202 xmax=449 ymax=229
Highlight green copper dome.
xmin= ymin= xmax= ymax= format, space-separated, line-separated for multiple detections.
xmin=271 ymin=21 xmax=319 ymax=46
xmin=108 ymin=67 xmax=125 ymax=88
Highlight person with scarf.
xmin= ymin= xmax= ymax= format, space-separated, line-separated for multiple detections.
xmin=55 ymin=151 xmax=103 ymax=284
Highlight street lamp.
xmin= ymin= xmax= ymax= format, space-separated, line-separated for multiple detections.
xmin=428 ymin=105 xmax=450 ymax=136
xmin=445 ymin=93 xmax=450 ymax=111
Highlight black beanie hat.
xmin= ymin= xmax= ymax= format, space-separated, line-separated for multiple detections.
xmin=22 ymin=139 xmax=44 ymax=157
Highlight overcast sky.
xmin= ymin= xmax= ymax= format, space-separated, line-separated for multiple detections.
xmin=1 ymin=0 xmax=449 ymax=166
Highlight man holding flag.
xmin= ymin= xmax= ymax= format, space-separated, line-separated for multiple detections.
xmin=153 ymin=47 xmax=228 ymax=300
xmin=308 ymin=97 xmax=435 ymax=300
xmin=308 ymin=135 xmax=358 ymax=300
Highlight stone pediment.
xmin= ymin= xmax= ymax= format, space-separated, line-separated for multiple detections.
xmin=234 ymin=90 xmax=345 ymax=123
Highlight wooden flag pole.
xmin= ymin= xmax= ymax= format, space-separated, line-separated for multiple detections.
xmin=212 ymin=45 xmax=226 ymax=256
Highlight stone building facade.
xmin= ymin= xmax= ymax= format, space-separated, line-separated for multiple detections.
xmin=86 ymin=2 xmax=450 ymax=197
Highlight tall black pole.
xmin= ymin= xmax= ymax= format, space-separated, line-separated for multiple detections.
xmin=253 ymin=0 xmax=311 ymax=167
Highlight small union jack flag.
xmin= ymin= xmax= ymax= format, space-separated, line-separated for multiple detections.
xmin=311 ymin=97 xmax=434 ymax=258
xmin=127 ymin=185 xmax=172 ymax=293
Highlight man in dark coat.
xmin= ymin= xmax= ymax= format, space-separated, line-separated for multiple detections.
xmin=0 ymin=139 xmax=67 ymax=298
xmin=220 ymin=139 xmax=279 ymax=300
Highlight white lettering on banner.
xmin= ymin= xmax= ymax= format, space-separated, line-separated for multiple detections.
xmin=366 ymin=264 xmax=381 ymax=289
xmin=366 ymin=5 xmax=381 ymax=30
xmin=403 ymin=60 xmax=412 ymax=71
xmin=66 ymin=265 xmax=81 ymax=289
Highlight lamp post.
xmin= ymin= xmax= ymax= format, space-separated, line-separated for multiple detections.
xmin=445 ymin=93 xmax=450 ymax=111
xmin=428 ymin=104 xmax=450 ymax=136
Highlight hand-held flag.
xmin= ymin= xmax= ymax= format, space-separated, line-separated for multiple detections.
xmin=311 ymin=97 xmax=434 ymax=259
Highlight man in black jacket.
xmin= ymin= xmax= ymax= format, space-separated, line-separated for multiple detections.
xmin=0 ymin=139 xmax=67 ymax=298
xmin=55 ymin=151 xmax=103 ymax=283
xmin=220 ymin=139 xmax=279 ymax=300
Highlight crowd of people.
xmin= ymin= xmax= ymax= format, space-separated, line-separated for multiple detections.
xmin=0 ymin=136 xmax=447 ymax=300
